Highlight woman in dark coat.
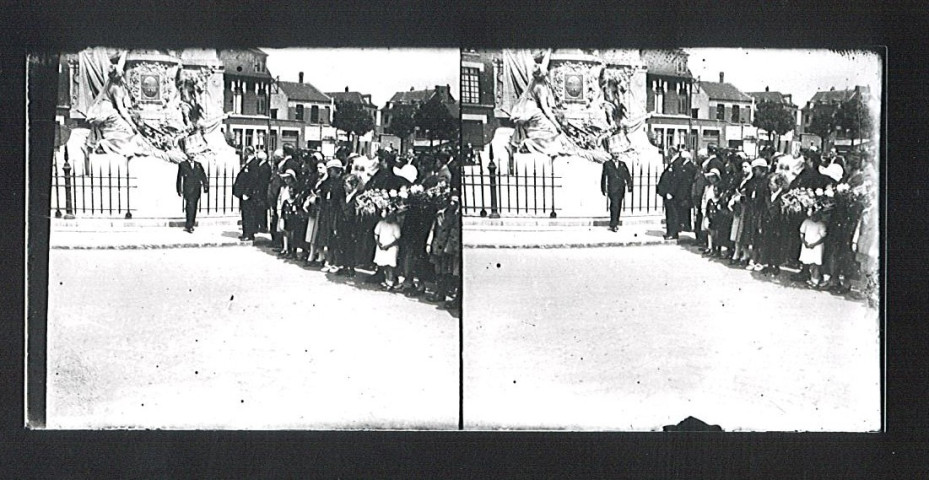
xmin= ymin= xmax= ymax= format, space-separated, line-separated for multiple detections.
xmin=745 ymin=160 xmax=770 ymax=271
xmin=758 ymin=172 xmax=790 ymax=275
xmin=317 ymin=160 xmax=344 ymax=273
xmin=334 ymin=173 xmax=363 ymax=277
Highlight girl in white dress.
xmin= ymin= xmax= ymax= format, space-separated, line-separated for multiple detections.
xmin=374 ymin=208 xmax=402 ymax=289
xmin=799 ymin=209 xmax=829 ymax=287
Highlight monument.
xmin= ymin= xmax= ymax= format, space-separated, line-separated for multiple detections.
xmin=500 ymin=49 xmax=662 ymax=217
xmin=62 ymin=48 xmax=237 ymax=218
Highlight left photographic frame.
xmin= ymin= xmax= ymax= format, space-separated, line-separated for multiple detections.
xmin=26 ymin=47 xmax=463 ymax=430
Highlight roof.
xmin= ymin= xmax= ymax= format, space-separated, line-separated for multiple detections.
xmin=746 ymin=91 xmax=796 ymax=107
xmin=278 ymin=81 xmax=332 ymax=103
xmin=641 ymin=49 xmax=693 ymax=78
xmin=326 ymin=91 xmax=376 ymax=108
xmin=808 ymin=86 xmax=869 ymax=105
xmin=388 ymin=89 xmax=436 ymax=104
xmin=218 ymin=49 xmax=272 ymax=80
xmin=698 ymin=81 xmax=753 ymax=102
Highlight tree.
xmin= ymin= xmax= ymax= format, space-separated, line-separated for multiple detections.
xmin=752 ymin=100 xmax=795 ymax=151
xmin=414 ymin=98 xmax=459 ymax=150
xmin=807 ymin=103 xmax=840 ymax=152
xmin=385 ymin=103 xmax=417 ymax=153
xmin=331 ymin=100 xmax=375 ymax=153
xmin=835 ymin=95 xmax=873 ymax=148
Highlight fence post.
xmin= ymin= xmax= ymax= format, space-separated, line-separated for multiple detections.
xmin=63 ymin=148 xmax=74 ymax=218
xmin=550 ymin=162 xmax=557 ymax=218
xmin=478 ymin=160 xmax=487 ymax=217
xmin=125 ymin=161 xmax=132 ymax=219
xmin=488 ymin=159 xmax=500 ymax=218
xmin=53 ymin=152 xmax=61 ymax=218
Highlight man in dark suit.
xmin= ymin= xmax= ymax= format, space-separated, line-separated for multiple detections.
xmin=253 ymin=150 xmax=271 ymax=233
xmin=176 ymin=155 xmax=209 ymax=233
xmin=601 ymin=153 xmax=633 ymax=231
xmin=237 ymin=147 xmax=260 ymax=240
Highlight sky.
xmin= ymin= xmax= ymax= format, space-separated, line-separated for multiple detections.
xmin=262 ymin=48 xmax=459 ymax=107
xmin=684 ymin=48 xmax=883 ymax=107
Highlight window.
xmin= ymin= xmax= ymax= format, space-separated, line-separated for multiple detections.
xmin=233 ymin=81 xmax=243 ymax=114
xmin=731 ymin=105 xmax=740 ymax=123
xmin=295 ymin=104 xmax=304 ymax=121
xmin=692 ymin=108 xmax=699 ymax=119
xmin=677 ymin=96 xmax=687 ymax=115
xmin=654 ymin=80 xmax=664 ymax=114
xmin=311 ymin=105 xmax=319 ymax=123
xmin=270 ymin=108 xmax=278 ymax=119
xmin=322 ymin=107 xmax=330 ymax=124
xmin=462 ymin=67 xmax=480 ymax=104
xmin=257 ymin=85 xmax=267 ymax=116
xmin=716 ymin=104 xmax=725 ymax=121
xmin=744 ymin=107 xmax=751 ymax=123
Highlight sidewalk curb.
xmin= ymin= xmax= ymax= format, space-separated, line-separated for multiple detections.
xmin=50 ymin=241 xmax=253 ymax=250
xmin=463 ymin=238 xmax=674 ymax=249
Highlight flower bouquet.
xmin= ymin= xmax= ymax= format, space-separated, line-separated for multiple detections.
xmin=835 ymin=177 xmax=876 ymax=212
xmin=404 ymin=181 xmax=451 ymax=210
xmin=356 ymin=188 xmax=406 ymax=218
xmin=780 ymin=187 xmax=836 ymax=216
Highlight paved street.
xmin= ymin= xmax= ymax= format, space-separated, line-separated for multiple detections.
xmin=46 ymin=245 xmax=458 ymax=429
xmin=463 ymin=244 xmax=880 ymax=431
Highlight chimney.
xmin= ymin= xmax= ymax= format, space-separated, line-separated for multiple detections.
xmin=765 ymin=86 xmax=769 ymax=92
xmin=719 ymin=72 xmax=724 ymax=84
xmin=345 ymin=86 xmax=349 ymax=92
xmin=298 ymin=72 xmax=304 ymax=83
xmin=410 ymin=86 xmax=415 ymax=91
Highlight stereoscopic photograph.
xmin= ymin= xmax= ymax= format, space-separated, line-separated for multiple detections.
xmin=461 ymin=48 xmax=881 ymax=431
xmin=34 ymin=47 xmax=461 ymax=429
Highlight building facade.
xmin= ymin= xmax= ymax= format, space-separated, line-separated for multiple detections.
xmin=800 ymin=86 xmax=871 ymax=152
xmin=692 ymin=73 xmax=757 ymax=154
xmin=276 ymin=73 xmax=338 ymax=156
xmin=460 ymin=50 xmax=500 ymax=158
xmin=381 ymin=85 xmax=459 ymax=152
xmin=641 ymin=49 xmax=696 ymax=156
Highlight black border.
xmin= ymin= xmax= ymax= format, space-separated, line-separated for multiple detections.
xmin=5 ymin=1 xmax=927 ymax=477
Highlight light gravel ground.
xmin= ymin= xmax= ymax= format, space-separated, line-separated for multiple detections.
xmin=46 ymin=246 xmax=459 ymax=429
xmin=463 ymin=245 xmax=880 ymax=431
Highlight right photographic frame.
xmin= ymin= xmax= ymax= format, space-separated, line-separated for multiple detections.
xmin=459 ymin=48 xmax=882 ymax=432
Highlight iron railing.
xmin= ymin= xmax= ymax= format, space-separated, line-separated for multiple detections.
xmin=51 ymin=150 xmax=136 ymax=219
xmin=181 ymin=162 xmax=240 ymax=216
xmin=462 ymin=160 xmax=665 ymax=218
xmin=462 ymin=161 xmax=561 ymax=218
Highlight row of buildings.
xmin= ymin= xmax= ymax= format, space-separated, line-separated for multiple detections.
xmin=461 ymin=49 xmax=871 ymax=161
xmin=56 ymin=48 xmax=458 ymax=159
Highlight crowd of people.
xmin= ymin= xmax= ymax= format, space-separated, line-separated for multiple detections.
xmin=232 ymin=143 xmax=462 ymax=312
xmin=658 ymin=144 xmax=878 ymax=301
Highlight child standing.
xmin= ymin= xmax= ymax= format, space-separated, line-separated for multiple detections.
xmin=374 ymin=208 xmax=402 ymax=290
xmin=799 ymin=209 xmax=829 ymax=287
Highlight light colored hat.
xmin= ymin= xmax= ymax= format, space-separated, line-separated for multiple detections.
xmin=280 ymin=169 xmax=296 ymax=178
xmin=680 ymin=151 xmax=692 ymax=159
xmin=273 ymin=148 xmax=284 ymax=159
xmin=256 ymin=150 xmax=268 ymax=160
xmin=705 ymin=168 xmax=721 ymax=178
xmin=751 ymin=158 xmax=768 ymax=169
xmin=325 ymin=159 xmax=343 ymax=170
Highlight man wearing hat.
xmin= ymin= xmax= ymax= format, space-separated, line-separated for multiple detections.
xmin=176 ymin=153 xmax=209 ymax=233
xmin=254 ymin=150 xmax=272 ymax=233
xmin=601 ymin=152 xmax=633 ymax=232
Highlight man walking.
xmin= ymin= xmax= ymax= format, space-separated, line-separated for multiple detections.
xmin=601 ymin=153 xmax=633 ymax=232
xmin=176 ymin=154 xmax=209 ymax=233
